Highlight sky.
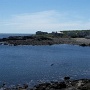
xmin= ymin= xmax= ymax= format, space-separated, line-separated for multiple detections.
xmin=0 ymin=0 xmax=90 ymax=34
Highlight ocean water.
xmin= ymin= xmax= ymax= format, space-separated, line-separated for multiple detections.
xmin=0 ymin=33 xmax=32 ymax=38
xmin=0 ymin=44 xmax=90 ymax=86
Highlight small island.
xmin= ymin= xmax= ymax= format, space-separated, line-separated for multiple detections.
xmin=0 ymin=30 xmax=90 ymax=46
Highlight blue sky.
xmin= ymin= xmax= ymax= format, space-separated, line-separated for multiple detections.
xmin=0 ymin=0 xmax=90 ymax=33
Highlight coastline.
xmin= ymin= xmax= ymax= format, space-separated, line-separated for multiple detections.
xmin=30 ymin=78 xmax=90 ymax=90
xmin=1 ymin=78 xmax=90 ymax=90
xmin=0 ymin=35 xmax=90 ymax=46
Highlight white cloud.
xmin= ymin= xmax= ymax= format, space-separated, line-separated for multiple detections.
xmin=0 ymin=10 xmax=90 ymax=33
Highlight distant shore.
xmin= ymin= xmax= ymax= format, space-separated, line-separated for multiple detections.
xmin=0 ymin=35 xmax=90 ymax=46
xmin=0 ymin=30 xmax=90 ymax=46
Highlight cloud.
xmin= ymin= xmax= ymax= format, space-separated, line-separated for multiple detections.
xmin=0 ymin=10 xmax=90 ymax=33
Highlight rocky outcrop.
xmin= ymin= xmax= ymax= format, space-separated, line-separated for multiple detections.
xmin=1 ymin=78 xmax=90 ymax=90
xmin=30 ymin=79 xmax=90 ymax=90
xmin=0 ymin=35 xmax=90 ymax=46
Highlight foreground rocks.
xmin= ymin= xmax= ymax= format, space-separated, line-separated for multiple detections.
xmin=1 ymin=78 xmax=90 ymax=90
xmin=30 ymin=79 xmax=90 ymax=90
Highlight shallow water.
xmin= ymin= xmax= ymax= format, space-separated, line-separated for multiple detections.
xmin=0 ymin=44 xmax=90 ymax=86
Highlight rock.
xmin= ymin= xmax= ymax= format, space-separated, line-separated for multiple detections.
xmin=79 ymin=43 xmax=87 ymax=46
xmin=32 ymin=82 xmax=67 ymax=90
xmin=23 ymin=84 xmax=28 ymax=89
xmin=57 ymin=82 xmax=66 ymax=89
xmin=64 ymin=77 xmax=70 ymax=80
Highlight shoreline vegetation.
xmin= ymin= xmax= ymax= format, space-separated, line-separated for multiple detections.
xmin=0 ymin=30 xmax=90 ymax=46
xmin=1 ymin=77 xmax=90 ymax=90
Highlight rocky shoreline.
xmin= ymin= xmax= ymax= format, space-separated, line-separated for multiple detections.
xmin=31 ymin=78 xmax=90 ymax=90
xmin=1 ymin=77 xmax=90 ymax=90
xmin=0 ymin=35 xmax=90 ymax=46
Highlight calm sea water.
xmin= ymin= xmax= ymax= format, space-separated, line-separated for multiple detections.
xmin=0 ymin=33 xmax=32 ymax=38
xmin=0 ymin=44 xmax=90 ymax=86
xmin=0 ymin=34 xmax=90 ymax=86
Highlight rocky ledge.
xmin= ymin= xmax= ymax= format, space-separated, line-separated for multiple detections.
xmin=1 ymin=77 xmax=90 ymax=90
xmin=30 ymin=78 xmax=90 ymax=90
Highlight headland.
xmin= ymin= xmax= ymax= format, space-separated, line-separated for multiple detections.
xmin=0 ymin=30 xmax=90 ymax=46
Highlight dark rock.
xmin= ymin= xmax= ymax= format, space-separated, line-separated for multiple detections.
xmin=2 ymin=83 xmax=6 ymax=87
xmin=59 ymin=82 xmax=67 ymax=89
xmin=79 ymin=43 xmax=87 ymax=47
xmin=51 ymin=82 xmax=66 ymax=89
xmin=23 ymin=84 xmax=28 ymax=89
xmin=13 ymin=44 xmax=17 ymax=46
xmin=64 ymin=77 xmax=70 ymax=80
